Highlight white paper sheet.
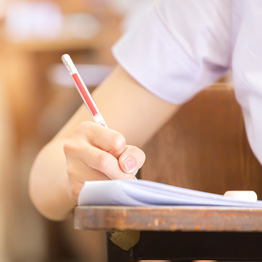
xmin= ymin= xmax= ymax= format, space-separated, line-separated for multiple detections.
xmin=78 ymin=179 xmax=262 ymax=208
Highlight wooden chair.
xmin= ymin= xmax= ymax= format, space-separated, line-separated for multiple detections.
xmin=74 ymin=84 xmax=262 ymax=261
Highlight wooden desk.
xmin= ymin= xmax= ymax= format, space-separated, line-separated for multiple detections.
xmin=75 ymin=206 xmax=262 ymax=261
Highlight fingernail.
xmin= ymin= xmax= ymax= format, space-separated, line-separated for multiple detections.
xmin=123 ymin=157 xmax=136 ymax=173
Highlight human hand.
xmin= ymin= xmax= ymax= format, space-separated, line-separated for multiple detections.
xmin=63 ymin=121 xmax=146 ymax=204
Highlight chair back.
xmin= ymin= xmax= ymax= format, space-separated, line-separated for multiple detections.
xmin=141 ymin=84 xmax=262 ymax=198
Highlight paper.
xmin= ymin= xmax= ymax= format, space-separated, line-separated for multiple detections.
xmin=78 ymin=179 xmax=262 ymax=207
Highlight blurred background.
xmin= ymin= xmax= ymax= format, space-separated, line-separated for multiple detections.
xmin=0 ymin=0 xmax=146 ymax=261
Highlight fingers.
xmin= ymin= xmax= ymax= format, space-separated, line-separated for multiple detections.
xmin=81 ymin=144 xmax=137 ymax=180
xmin=64 ymin=138 xmax=136 ymax=181
xmin=119 ymin=145 xmax=146 ymax=175
xmin=69 ymin=122 xmax=146 ymax=177
xmin=63 ymin=121 xmax=145 ymax=202
xmin=75 ymin=121 xmax=126 ymax=158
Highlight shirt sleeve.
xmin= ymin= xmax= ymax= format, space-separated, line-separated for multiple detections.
xmin=112 ymin=0 xmax=232 ymax=104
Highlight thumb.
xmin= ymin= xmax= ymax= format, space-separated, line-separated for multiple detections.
xmin=118 ymin=145 xmax=146 ymax=175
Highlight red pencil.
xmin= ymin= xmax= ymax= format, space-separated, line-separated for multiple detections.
xmin=62 ymin=54 xmax=107 ymax=128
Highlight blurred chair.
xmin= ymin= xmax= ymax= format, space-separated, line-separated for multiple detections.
xmin=142 ymin=83 xmax=262 ymax=197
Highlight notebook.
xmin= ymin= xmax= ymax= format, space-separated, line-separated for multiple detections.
xmin=78 ymin=179 xmax=262 ymax=208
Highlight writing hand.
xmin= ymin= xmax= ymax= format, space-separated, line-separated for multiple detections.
xmin=63 ymin=121 xmax=146 ymax=204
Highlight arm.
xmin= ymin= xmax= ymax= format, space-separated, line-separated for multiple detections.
xmin=29 ymin=65 xmax=180 ymax=221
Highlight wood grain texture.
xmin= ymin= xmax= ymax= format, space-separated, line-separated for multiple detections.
xmin=75 ymin=206 xmax=262 ymax=232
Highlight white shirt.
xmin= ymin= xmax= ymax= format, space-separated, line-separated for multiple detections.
xmin=112 ymin=0 xmax=262 ymax=165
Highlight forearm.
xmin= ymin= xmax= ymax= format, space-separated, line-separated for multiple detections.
xmin=29 ymin=66 xmax=180 ymax=221
xmin=29 ymin=138 xmax=75 ymax=221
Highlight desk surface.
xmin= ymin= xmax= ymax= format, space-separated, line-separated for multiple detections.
xmin=74 ymin=206 xmax=262 ymax=232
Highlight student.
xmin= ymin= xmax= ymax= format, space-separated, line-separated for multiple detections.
xmin=30 ymin=0 xmax=262 ymax=222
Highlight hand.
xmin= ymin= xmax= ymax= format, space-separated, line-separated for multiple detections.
xmin=63 ymin=121 xmax=146 ymax=204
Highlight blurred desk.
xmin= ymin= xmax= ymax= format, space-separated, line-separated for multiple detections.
xmin=0 ymin=15 xmax=121 ymax=145
xmin=4 ymin=37 xmax=99 ymax=52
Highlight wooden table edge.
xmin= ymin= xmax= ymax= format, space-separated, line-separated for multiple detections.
xmin=74 ymin=206 xmax=262 ymax=232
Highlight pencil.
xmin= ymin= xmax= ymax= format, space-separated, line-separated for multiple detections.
xmin=62 ymin=54 xmax=107 ymax=127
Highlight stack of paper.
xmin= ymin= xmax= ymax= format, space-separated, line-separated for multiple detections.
xmin=78 ymin=179 xmax=262 ymax=207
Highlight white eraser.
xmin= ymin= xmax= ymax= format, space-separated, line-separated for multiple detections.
xmin=61 ymin=54 xmax=77 ymax=74
xmin=224 ymin=190 xmax=257 ymax=202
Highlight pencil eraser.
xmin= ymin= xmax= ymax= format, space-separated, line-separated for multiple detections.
xmin=224 ymin=190 xmax=257 ymax=202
